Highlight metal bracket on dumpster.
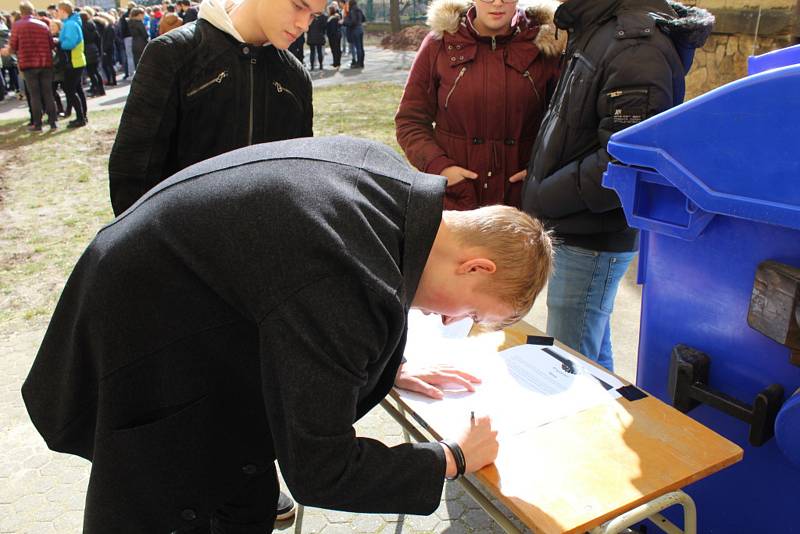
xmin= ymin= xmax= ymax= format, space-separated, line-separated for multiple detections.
xmin=669 ymin=344 xmax=784 ymax=446
xmin=748 ymin=261 xmax=800 ymax=367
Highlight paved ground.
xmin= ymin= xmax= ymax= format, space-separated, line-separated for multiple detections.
xmin=0 ymin=43 xmax=642 ymax=532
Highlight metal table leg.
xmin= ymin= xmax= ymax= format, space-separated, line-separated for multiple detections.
xmin=589 ymin=490 xmax=697 ymax=534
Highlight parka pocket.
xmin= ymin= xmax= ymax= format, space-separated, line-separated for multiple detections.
xmin=605 ymin=87 xmax=651 ymax=127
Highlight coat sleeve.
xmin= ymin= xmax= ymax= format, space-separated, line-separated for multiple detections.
xmin=108 ymin=37 xmax=179 ymax=216
xmin=258 ymin=276 xmax=446 ymax=514
xmin=533 ymin=43 xmax=676 ymax=218
xmin=395 ymin=33 xmax=457 ymax=176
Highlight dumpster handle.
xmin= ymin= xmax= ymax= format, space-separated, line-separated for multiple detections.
xmin=668 ymin=344 xmax=785 ymax=446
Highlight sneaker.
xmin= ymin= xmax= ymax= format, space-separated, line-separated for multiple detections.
xmin=275 ymin=491 xmax=296 ymax=521
xmin=67 ymin=119 xmax=86 ymax=129
xmin=48 ymin=122 xmax=58 ymax=131
xmin=27 ymin=124 xmax=43 ymax=132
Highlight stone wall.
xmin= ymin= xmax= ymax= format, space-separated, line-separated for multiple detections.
xmin=686 ymin=33 xmax=797 ymax=98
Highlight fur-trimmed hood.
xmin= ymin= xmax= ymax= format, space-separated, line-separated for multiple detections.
xmin=426 ymin=0 xmax=566 ymax=57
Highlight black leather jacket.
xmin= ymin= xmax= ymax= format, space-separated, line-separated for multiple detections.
xmin=109 ymin=20 xmax=313 ymax=216
xmin=521 ymin=0 xmax=713 ymax=252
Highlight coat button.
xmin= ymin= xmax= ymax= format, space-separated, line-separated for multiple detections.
xmin=456 ymin=44 xmax=462 ymax=49
xmin=459 ymin=56 xmax=464 ymax=60
xmin=450 ymin=56 xmax=456 ymax=61
xmin=242 ymin=464 xmax=258 ymax=475
xmin=487 ymin=171 xmax=492 ymax=177
xmin=447 ymin=45 xmax=452 ymax=50
xmin=181 ymin=509 xmax=197 ymax=521
xmin=483 ymin=183 xmax=488 ymax=189
xmin=242 ymin=46 xmax=250 ymax=54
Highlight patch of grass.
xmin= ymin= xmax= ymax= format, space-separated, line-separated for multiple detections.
xmin=0 ymin=82 xmax=407 ymax=337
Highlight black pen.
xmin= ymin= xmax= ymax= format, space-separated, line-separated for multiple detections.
xmin=470 ymin=411 xmax=475 ymax=425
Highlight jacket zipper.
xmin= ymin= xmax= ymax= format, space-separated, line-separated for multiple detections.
xmin=491 ymin=36 xmax=496 ymax=51
xmin=607 ymin=88 xmax=649 ymax=98
xmin=444 ymin=66 xmax=467 ymax=110
xmin=186 ymin=70 xmax=228 ymax=97
xmin=523 ymin=70 xmax=540 ymax=102
xmin=248 ymin=58 xmax=256 ymax=145
xmin=273 ymin=81 xmax=303 ymax=109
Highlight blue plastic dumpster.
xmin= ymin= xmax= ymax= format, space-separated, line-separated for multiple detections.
xmin=603 ymin=44 xmax=800 ymax=533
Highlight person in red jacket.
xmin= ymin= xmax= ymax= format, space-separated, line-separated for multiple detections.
xmin=1 ymin=0 xmax=57 ymax=130
xmin=395 ymin=0 xmax=564 ymax=210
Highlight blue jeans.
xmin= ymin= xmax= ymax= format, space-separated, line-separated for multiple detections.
xmin=546 ymin=245 xmax=635 ymax=371
xmin=350 ymin=26 xmax=364 ymax=66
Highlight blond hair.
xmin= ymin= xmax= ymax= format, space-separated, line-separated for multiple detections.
xmin=19 ymin=1 xmax=34 ymax=15
xmin=444 ymin=205 xmax=554 ymax=328
xmin=57 ymin=0 xmax=73 ymax=14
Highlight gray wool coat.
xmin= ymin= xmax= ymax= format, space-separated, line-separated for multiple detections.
xmin=23 ymin=136 xmax=448 ymax=532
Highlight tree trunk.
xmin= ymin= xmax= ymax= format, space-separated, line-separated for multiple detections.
xmin=390 ymin=0 xmax=401 ymax=33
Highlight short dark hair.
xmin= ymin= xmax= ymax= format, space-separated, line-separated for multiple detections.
xmin=177 ymin=0 xmax=190 ymax=6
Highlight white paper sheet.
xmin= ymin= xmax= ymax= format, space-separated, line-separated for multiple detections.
xmin=399 ymin=316 xmax=619 ymax=438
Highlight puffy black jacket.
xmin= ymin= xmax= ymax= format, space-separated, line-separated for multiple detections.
xmin=109 ymin=20 xmax=313 ymax=216
xmin=521 ymin=0 xmax=713 ymax=252
xmin=82 ymin=18 xmax=102 ymax=65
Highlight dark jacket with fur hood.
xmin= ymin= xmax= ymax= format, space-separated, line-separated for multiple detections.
xmin=396 ymin=0 xmax=565 ymax=210
xmin=521 ymin=0 xmax=713 ymax=251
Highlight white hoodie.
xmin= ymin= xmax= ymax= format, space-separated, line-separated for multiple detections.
xmin=198 ymin=0 xmax=248 ymax=43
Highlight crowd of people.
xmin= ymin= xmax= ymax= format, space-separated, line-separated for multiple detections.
xmin=287 ymin=0 xmax=365 ymax=70
xmin=15 ymin=0 xmax=714 ymax=531
xmin=0 ymin=0 xmax=196 ymax=129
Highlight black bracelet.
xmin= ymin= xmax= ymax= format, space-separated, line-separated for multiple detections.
xmin=440 ymin=440 xmax=467 ymax=480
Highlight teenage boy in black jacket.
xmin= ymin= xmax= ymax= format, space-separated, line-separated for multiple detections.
xmin=108 ymin=0 xmax=325 ymax=216
xmin=521 ymin=0 xmax=713 ymax=371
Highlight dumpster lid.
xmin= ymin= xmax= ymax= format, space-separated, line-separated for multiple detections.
xmin=607 ymin=63 xmax=800 ymax=232
xmin=749 ymin=44 xmax=800 ymax=76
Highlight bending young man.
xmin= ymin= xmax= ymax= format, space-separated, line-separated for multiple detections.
xmin=108 ymin=0 xmax=322 ymax=216
xmin=24 ymin=137 xmax=553 ymax=534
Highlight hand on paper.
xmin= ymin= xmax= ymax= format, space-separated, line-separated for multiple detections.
xmin=459 ymin=413 xmax=498 ymax=473
xmin=394 ymin=363 xmax=481 ymax=400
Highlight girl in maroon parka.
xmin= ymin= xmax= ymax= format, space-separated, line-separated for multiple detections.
xmin=395 ymin=0 xmax=565 ymax=210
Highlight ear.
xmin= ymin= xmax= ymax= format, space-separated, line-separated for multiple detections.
xmin=456 ymin=258 xmax=497 ymax=275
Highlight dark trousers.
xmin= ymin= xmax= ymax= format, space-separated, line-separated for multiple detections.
xmin=329 ymin=36 xmax=341 ymax=67
xmin=351 ymin=27 xmax=364 ymax=66
xmin=52 ymin=80 xmax=64 ymax=114
xmin=63 ymin=66 xmax=87 ymax=122
xmin=208 ymin=465 xmax=279 ymax=533
xmin=102 ymin=52 xmax=116 ymax=85
xmin=86 ymin=62 xmax=105 ymax=94
xmin=309 ymin=44 xmax=324 ymax=68
xmin=23 ymin=67 xmax=57 ymax=127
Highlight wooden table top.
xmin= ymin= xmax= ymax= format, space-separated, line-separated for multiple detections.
xmin=390 ymin=321 xmax=743 ymax=534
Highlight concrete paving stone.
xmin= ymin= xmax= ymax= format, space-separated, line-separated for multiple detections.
xmin=23 ymin=454 xmax=50 ymax=470
xmin=54 ymin=466 xmax=89 ymax=486
xmin=437 ymin=518 xmax=474 ymax=534
xmin=13 ymin=493 xmax=62 ymax=522
xmin=51 ymin=510 xmax=83 ymax=532
xmin=459 ymin=508 xmax=496 ymax=532
xmin=441 ymin=483 xmax=465 ymax=501
xmin=0 ymin=512 xmax=24 ymax=534
xmin=352 ymin=513 xmax=385 ymax=533
xmin=291 ymin=508 xmax=328 ymax=533
xmin=45 ymin=484 xmax=85 ymax=512
xmin=20 ymin=522 xmax=58 ymax=534
xmin=403 ymin=512 xmax=440 ymax=532
xmin=322 ymin=523 xmax=362 ymax=534
xmin=435 ymin=499 xmax=466 ymax=521
xmin=322 ymin=508 xmax=358 ymax=523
